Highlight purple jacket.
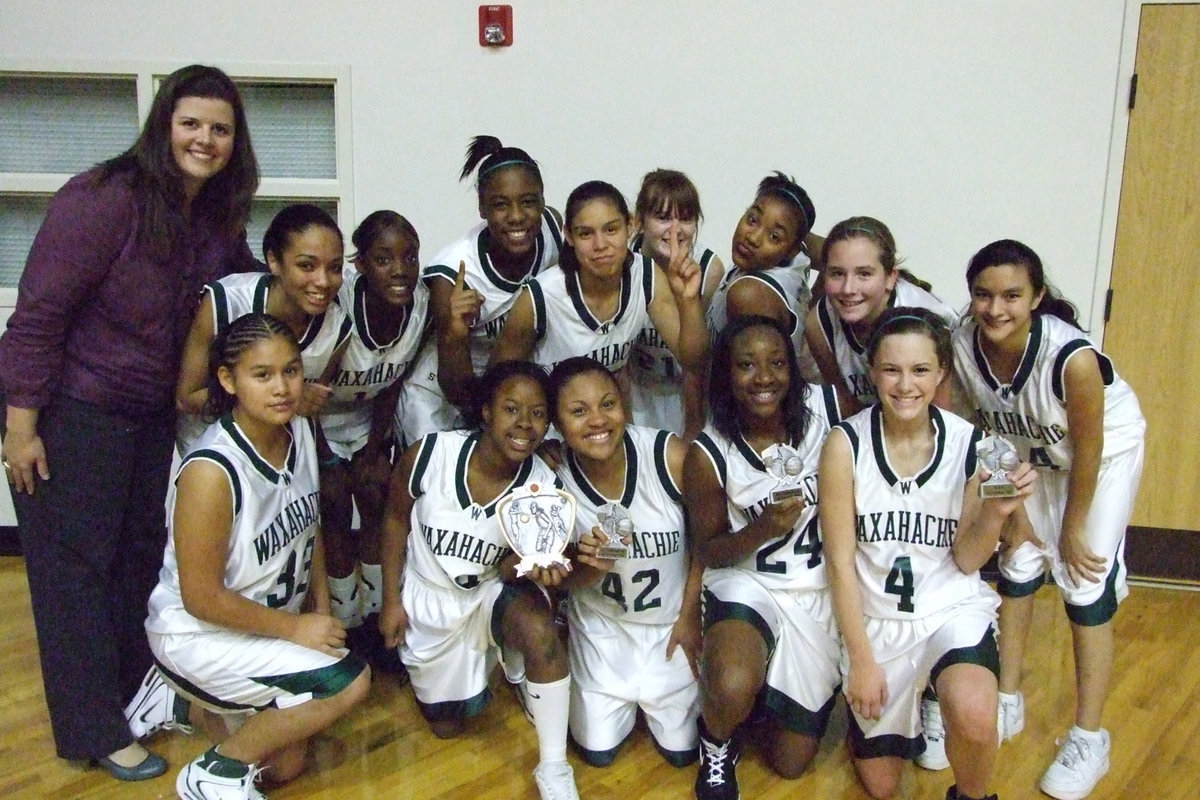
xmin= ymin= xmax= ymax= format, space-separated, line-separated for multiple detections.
xmin=0 ymin=168 xmax=260 ymax=415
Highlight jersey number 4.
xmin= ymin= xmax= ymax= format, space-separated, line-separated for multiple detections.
xmin=266 ymin=537 xmax=317 ymax=609
xmin=601 ymin=569 xmax=661 ymax=614
xmin=884 ymin=555 xmax=915 ymax=613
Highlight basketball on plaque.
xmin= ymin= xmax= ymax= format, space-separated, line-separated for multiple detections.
xmin=595 ymin=502 xmax=634 ymax=560
xmin=976 ymin=434 xmax=1022 ymax=498
xmin=498 ymin=482 xmax=575 ymax=576
xmin=763 ymin=442 xmax=808 ymax=504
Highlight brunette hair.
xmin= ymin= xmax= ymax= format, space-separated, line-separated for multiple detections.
xmin=204 ymin=313 xmax=298 ymax=420
xmin=965 ymin=239 xmax=1080 ymax=327
xmin=98 ymin=64 xmax=258 ymax=261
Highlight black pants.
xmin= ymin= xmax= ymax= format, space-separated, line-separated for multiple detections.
xmin=14 ymin=397 xmax=173 ymax=760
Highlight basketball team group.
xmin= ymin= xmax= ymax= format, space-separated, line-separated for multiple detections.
xmin=0 ymin=64 xmax=1145 ymax=800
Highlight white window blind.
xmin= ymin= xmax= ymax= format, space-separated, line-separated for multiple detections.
xmin=0 ymin=75 xmax=138 ymax=174
xmin=240 ymin=83 xmax=337 ymax=180
xmin=0 ymin=195 xmax=50 ymax=288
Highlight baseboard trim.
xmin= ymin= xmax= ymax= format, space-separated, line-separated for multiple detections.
xmin=1125 ymin=526 xmax=1200 ymax=584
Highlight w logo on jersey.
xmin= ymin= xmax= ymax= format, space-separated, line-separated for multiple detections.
xmin=469 ymin=504 xmax=484 ymax=521
xmin=898 ymin=480 xmax=914 ymax=495
xmin=1000 ymin=385 xmax=1013 ymax=400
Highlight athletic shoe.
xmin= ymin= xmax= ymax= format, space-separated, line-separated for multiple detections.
xmin=1039 ymin=727 xmax=1111 ymax=800
xmin=533 ymin=760 xmax=580 ymax=800
xmin=177 ymin=748 xmax=265 ymax=800
xmin=999 ymin=691 xmax=1025 ymax=741
xmin=945 ymin=786 xmax=998 ymax=800
xmin=695 ymin=726 xmax=741 ymax=800
xmin=125 ymin=667 xmax=192 ymax=739
xmin=916 ymin=696 xmax=950 ymax=771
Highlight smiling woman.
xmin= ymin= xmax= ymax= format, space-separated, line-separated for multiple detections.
xmin=174 ymin=202 xmax=350 ymax=455
xmin=0 ymin=64 xmax=260 ymax=782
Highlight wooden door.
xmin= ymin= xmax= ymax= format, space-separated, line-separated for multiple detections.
xmin=1106 ymin=3 xmax=1200 ymax=534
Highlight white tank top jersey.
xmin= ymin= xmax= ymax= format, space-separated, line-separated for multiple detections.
xmin=814 ymin=278 xmax=958 ymax=406
xmin=421 ymin=208 xmax=563 ymax=373
xmin=628 ymin=245 xmax=722 ymax=432
xmin=321 ymin=265 xmax=431 ymax=454
xmin=525 ymin=253 xmax=653 ymax=373
xmin=404 ymin=429 xmax=561 ymax=592
xmin=147 ymin=415 xmax=322 ymax=635
xmin=707 ymin=256 xmax=812 ymax=365
xmin=691 ymin=383 xmax=840 ymax=592
xmin=831 ymin=405 xmax=997 ymax=620
xmin=952 ymin=314 xmax=1145 ymax=471
xmin=176 ymin=273 xmax=353 ymax=452
xmin=557 ymin=426 xmax=688 ymax=627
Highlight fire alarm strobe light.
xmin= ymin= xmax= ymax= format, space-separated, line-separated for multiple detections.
xmin=479 ymin=5 xmax=513 ymax=47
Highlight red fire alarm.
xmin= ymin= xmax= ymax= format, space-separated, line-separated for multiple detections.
xmin=479 ymin=5 xmax=513 ymax=47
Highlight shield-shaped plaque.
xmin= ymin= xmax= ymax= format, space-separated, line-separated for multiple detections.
xmin=497 ymin=482 xmax=575 ymax=576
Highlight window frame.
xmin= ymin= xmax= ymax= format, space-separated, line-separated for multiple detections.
xmin=0 ymin=58 xmax=354 ymax=309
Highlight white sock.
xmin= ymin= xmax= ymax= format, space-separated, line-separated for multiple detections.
xmin=1070 ymin=725 xmax=1106 ymax=742
xmin=523 ymin=675 xmax=570 ymax=765
xmin=360 ymin=563 xmax=384 ymax=616
xmin=328 ymin=573 xmax=361 ymax=627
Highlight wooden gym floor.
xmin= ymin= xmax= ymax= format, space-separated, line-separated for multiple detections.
xmin=0 ymin=556 xmax=1196 ymax=799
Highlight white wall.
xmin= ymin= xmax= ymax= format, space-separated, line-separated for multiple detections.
xmin=0 ymin=0 xmax=1135 ymax=524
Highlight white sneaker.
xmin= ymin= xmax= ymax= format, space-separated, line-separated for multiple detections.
xmin=533 ymin=761 xmax=580 ymax=800
xmin=998 ymin=691 xmax=1025 ymax=741
xmin=176 ymin=749 xmax=266 ymax=800
xmin=1039 ymin=727 xmax=1111 ymax=800
xmin=125 ymin=667 xmax=192 ymax=739
xmin=916 ymin=696 xmax=950 ymax=771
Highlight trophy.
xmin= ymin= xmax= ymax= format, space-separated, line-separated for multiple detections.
xmin=498 ymin=482 xmax=575 ymax=576
xmin=595 ymin=502 xmax=634 ymax=560
xmin=763 ymin=443 xmax=808 ymax=504
xmin=976 ymin=435 xmax=1022 ymax=498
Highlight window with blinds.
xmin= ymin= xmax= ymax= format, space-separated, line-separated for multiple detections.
xmin=0 ymin=64 xmax=352 ymax=302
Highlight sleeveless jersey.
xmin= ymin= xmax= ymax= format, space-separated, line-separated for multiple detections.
xmin=831 ymin=405 xmax=993 ymax=620
xmin=177 ymin=272 xmax=352 ymax=451
xmin=814 ymin=278 xmax=958 ymax=406
xmin=952 ymin=315 xmax=1145 ymax=470
xmin=405 ymin=429 xmax=561 ymax=592
xmin=526 ymin=254 xmax=653 ymax=373
xmin=707 ymin=256 xmax=815 ymax=378
xmin=399 ymin=210 xmax=562 ymax=436
xmin=691 ymin=383 xmax=840 ymax=591
xmin=557 ymin=426 xmax=688 ymax=627
xmin=147 ymin=415 xmax=322 ymax=635
xmin=321 ymin=265 xmax=430 ymax=454
xmin=628 ymin=246 xmax=722 ymax=432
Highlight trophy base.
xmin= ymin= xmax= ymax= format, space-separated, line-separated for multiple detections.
xmin=979 ymin=484 xmax=1019 ymax=499
xmin=595 ymin=544 xmax=629 ymax=560
xmin=770 ymin=485 xmax=808 ymax=503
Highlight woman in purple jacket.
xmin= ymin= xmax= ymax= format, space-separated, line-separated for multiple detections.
xmin=0 ymin=64 xmax=259 ymax=781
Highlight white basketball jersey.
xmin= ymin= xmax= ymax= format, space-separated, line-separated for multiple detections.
xmin=399 ymin=210 xmax=562 ymax=438
xmin=628 ymin=247 xmax=721 ymax=433
xmin=526 ymin=254 xmax=653 ymax=373
xmin=832 ymin=405 xmax=998 ymax=620
xmin=814 ymin=278 xmax=958 ymax=406
xmin=952 ymin=315 xmax=1145 ymax=470
xmin=321 ymin=265 xmax=431 ymax=454
xmin=557 ymin=426 xmax=688 ymax=627
xmin=707 ymin=260 xmax=810 ymax=355
xmin=148 ymin=415 xmax=322 ymax=635
xmin=405 ymin=430 xmax=561 ymax=592
xmin=176 ymin=273 xmax=352 ymax=452
xmin=691 ymin=384 xmax=840 ymax=591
